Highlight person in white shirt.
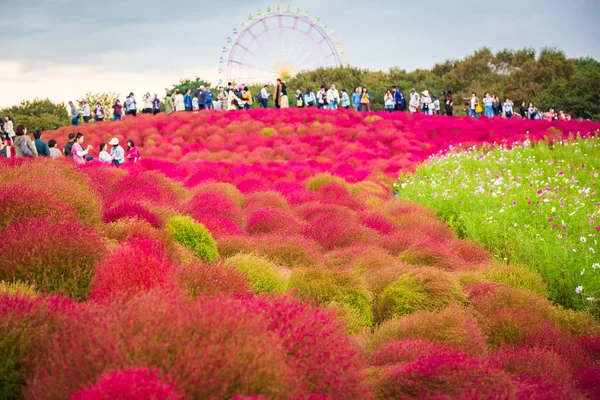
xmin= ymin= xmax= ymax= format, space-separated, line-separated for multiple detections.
xmin=326 ymin=84 xmax=340 ymax=110
xmin=420 ymin=90 xmax=432 ymax=115
xmin=81 ymin=100 xmax=91 ymax=123
xmin=384 ymin=89 xmax=395 ymax=112
xmin=503 ymin=98 xmax=514 ymax=118
xmin=469 ymin=92 xmax=479 ymax=118
xmin=173 ymin=89 xmax=185 ymax=112
xmin=317 ymin=86 xmax=327 ymax=109
xmin=98 ymin=142 xmax=114 ymax=163
xmin=259 ymin=85 xmax=269 ymax=108
xmin=408 ymin=90 xmax=420 ymax=113
xmin=432 ymin=96 xmax=441 ymax=115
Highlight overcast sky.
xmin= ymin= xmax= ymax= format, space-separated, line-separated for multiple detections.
xmin=1 ymin=0 xmax=599 ymax=107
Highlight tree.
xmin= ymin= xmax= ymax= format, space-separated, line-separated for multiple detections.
xmin=166 ymin=77 xmax=212 ymax=96
xmin=0 ymin=98 xmax=69 ymax=131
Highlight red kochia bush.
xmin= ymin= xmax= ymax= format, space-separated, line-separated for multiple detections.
xmin=373 ymin=353 xmax=519 ymax=399
xmin=90 ymin=238 xmax=177 ymax=301
xmin=71 ymin=367 xmax=185 ymax=400
xmin=370 ymin=338 xmax=460 ymax=366
xmin=0 ymin=218 xmax=105 ymax=300
xmin=246 ymin=208 xmax=303 ymax=235
xmin=184 ymin=191 xmax=245 ymax=228
xmin=26 ymin=292 xmax=366 ymax=400
xmin=0 ymin=184 xmax=78 ymax=232
xmin=103 ymin=201 xmax=162 ymax=227
xmin=302 ymin=213 xmax=374 ymax=250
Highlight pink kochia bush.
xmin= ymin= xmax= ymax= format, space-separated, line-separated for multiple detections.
xmin=71 ymin=367 xmax=185 ymax=400
xmin=102 ymin=201 xmax=162 ymax=227
xmin=24 ymin=291 xmax=367 ymax=400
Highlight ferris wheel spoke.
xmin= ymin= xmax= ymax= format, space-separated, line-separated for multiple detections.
xmin=230 ymin=60 xmax=280 ymax=77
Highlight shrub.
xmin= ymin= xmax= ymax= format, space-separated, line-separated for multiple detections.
xmin=71 ymin=367 xmax=185 ymax=400
xmin=549 ymin=308 xmax=600 ymax=336
xmin=176 ymin=260 xmax=250 ymax=297
xmin=243 ymin=191 xmax=289 ymax=213
xmin=399 ymin=239 xmax=463 ymax=270
xmin=184 ymin=191 xmax=245 ymax=228
xmin=1 ymin=294 xmax=75 ymax=399
xmin=25 ymin=292 xmax=366 ymax=399
xmin=374 ymin=267 xmax=467 ymax=323
xmin=289 ymin=268 xmax=373 ymax=330
xmin=306 ymin=173 xmax=349 ymax=191
xmin=108 ymin=170 xmax=186 ymax=209
xmin=488 ymin=347 xmax=574 ymax=385
xmin=0 ymin=184 xmax=78 ymax=232
xmin=103 ymin=201 xmax=162 ymax=227
xmin=302 ymin=213 xmax=375 ymax=250
xmin=373 ymin=353 xmax=519 ymax=399
xmin=465 ymin=283 xmax=553 ymax=319
xmin=0 ymin=218 xmax=105 ymax=300
xmin=192 ymin=182 xmax=245 ymax=207
xmin=359 ymin=212 xmax=397 ymax=235
xmin=90 ymin=238 xmax=177 ymax=301
xmin=0 ymin=159 xmax=102 ymax=226
xmin=482 ymin=264 xmax=548 ymax=297
xmin=252 ymin=234 xmax=325 ymax=269
xmin=574 ymin=366 xmax=600 ymax=399
xmin=216 ymin=235 xmax=255 ymax=257
xmin=223 ymin=254 xmax=289 ymax=293
xmin=166 ymin=216 xmax=219 ymax=262
xmin=246 ymin=208 xmax=303 ymax=235
xmin=370 ymin=306 xmax=487 ymax=356
xmin=370 ymin=338 xmax=459 ymax=366
xmin=0 ymin=281 xmax=38 ymax=297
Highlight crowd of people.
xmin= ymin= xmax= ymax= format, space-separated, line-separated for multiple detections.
xmin=0 ymin=121 xmax=141 ymax=165
xmin=59 ymin=80 xmax=573 ymax=125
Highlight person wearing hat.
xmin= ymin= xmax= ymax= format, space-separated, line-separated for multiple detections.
xmin=109 ymin=137 xmax=125 ymax=166
xmin=420 ymin=90 xmax=432 ymax=115
xmin=81 ymin=100 xmax=91 ymax=123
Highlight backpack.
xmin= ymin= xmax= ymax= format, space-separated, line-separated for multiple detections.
xmin=257 ymin=91 xmax=263 ymax=102
xmin=21 ymin=140 xmax=35 ymax=157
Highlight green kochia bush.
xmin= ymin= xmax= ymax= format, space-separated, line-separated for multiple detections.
xmin=289 ymin=268 xmax=373 ymax=332
xmin=223 ymin=254 xmax=289 ymax=294
xmin=374 ymin=267 xmax=467 ymax=323
xmin=166 ymin=216 xmax=219 ymax=263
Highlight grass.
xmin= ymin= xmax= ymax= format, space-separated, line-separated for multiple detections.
xmin=395 ymin=137 xmax=600 ymax=314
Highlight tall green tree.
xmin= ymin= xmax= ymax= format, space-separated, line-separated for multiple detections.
xmin=0 ymin=98 xmax=69 ymax=131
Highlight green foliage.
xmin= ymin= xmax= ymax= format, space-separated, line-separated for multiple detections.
xmin=0 ymin=281 xmax=38 ymax=297
xmin=482 ymin=264 xmax=548 ymax=297
xmin=396 ymin=137 xmax=600 ymax=314
xmin=166 ymin=216 xmax=219 ymax=263
xmin=166 ymin=77 xmax=211 ymax=96
xmin=305 ymin=172 xmax=349 ymax=191
xmin=289 ymin=268 xmax=374 ymax=331
xmin=374 ymin=268 xmax=467 ymax=323
xmin=223 ymin=254 xmax=289 ymax=294
xmin=0 ymin=98 xmax=69 ymax=131
xmin=287 ymin=48 xmax=600 ymax=118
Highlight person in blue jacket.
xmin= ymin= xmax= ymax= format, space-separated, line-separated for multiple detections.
xmin=204 ymin=87 xmax=214 ymax=109
xmin=393 ymin=86 xmax=404 ymax=111
xmin=183 ymin=89 xmax=192 ymax=112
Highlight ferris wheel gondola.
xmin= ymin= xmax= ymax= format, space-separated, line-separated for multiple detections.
xmin=218 ymin=7 xmax=346 ymax=85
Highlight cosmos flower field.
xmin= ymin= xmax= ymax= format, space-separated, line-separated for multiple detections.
xmin=2 ymin=109 xmax=600 ymax=399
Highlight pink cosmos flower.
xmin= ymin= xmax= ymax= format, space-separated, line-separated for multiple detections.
xmin=575 ymin=286 xmax=583 ymax=294
xmin=590 ymin=220 xmax=595 ymax=226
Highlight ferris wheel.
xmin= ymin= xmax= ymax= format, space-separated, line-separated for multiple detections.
xmin=218 ymin=5 xmax=347 ymax=86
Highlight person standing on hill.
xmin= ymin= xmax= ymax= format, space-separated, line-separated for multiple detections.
xmin=304 ymin=88 xmax=316 ymax=107
xmin=258 ymin=85 xmax=269 ymax=108
xmin=174 ymin=90 xmax=185 ymax=112
xmin=33 ymin=131 xmax=50 ymax=156
xmin=125 ymin=93 xmax=137 ymax=116
xmin=0 ymin=136 xmax=10 ymax=158
xmin=152 ymin=94 xmax=161 ymax=115
xmin=341 ymin=89 xmax=350 ymax=109
xmin=317 ymin=86 xmax=327 ymax=109
xmin=205 ymin=87 xmax=214 ymax=110
xmin=326 ymin=84 xmax=340 ymax=110
xmin=384 ymin=89 xmax=395 ymax=112
xmin=492 ymin=96 xmax=502 ymax=117
xmin=112 ymin=100 xmax=123 ymax=120
xmin=503 ymin=98 xmax=514 ymax=118
xmin=408 ymin=90 xmax=420 ymax=113
xmin=217 ymin=87 xmax=228 ymax=110
xmin=360 ymin=87 xmax=371 ymax=112
xmin=420 ymin=90 xmax=432 ymax=115
xmin=71 ymin=133 xmax=92 ymax=165
xmin=483 ymin=93 xmax=494 ymax=118
xmin=14 ymin=125 xmax=38 ymax=157
xmin=184 ymin=89 xmax=193 ymax=112
xmin=392 ymin=86 xmax=404 ymax=111
xmin=274 ymin=79 xmax=283 ymax=108
xmin=48 ymin=140 xmax=62 ymax=158
xmin=444 ymin=91 xmax=454 ymax=116
xmin=68 ymin=102 xmax=79 ymax=126
xmin=164 ymin=91 xmax=174 ymax=114
xmin=142 ymin=93 xmax=153 ymax=114
xmin=432 ymin=96 xmax=441 ymax=115
xmin=63 ymin=132 xmax=76 ymax=156
xmin=469 ymin=92 xmax=480 ymax=119
xmin=242 ymin=86 xmax=253 ymax=110
xmin=81 ymin=100 xmax=91 ymax=123
xmin=195 ymin=86 xmax=206 ymax=110
xmin=295 ymin=89 xmax=304 ymax=108
xmin=352 ymin=87 xmax=362 ymax=111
